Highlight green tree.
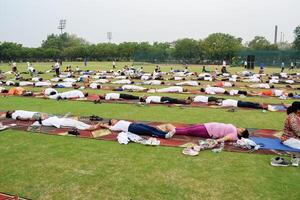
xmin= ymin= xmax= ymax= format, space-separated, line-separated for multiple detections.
xmin=41 ymin=33 xmax=89 ymax=50
xmin=293 ymin=26 xmax=300 ymax=50
xmin=173 ymin=38 xmax=201 ymax=62
xmin=0 ymin=42 xmax=23 ymax=61
xmin=202 ymin=33 xmax=243 ymax=60
xmin=248 ymin=36 xmax=278 ymax=50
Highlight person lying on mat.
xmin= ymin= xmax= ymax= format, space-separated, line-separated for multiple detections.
xmin=139 ymin=95 xmax=192 ymax=104
xmin=218 ymin=99 xmax=267 ymax=110
xmin=42 ymin=88 xmax=58 ymax=96
xmin=115 ymin=85 xmax=147 ymax=92
xmin=6 ymin=87 xmax=33 ymax=96
xmin=200 ymin=86 xmax=229 ymax=95
xmin=100 ymin=119 xmax=175 ymax=139
xmin=281 ymin=101 xmax=300 ymax=150
xmin=188 ymin=95 xmax=224 ymax=104
xmin=213 ymin=82 xmax=235 ymax=87
xmin=175 ymin=81 xmax=199 ymax=86
xmin=142 ymin=80 xmax=164 ymax=85
xmin=147 ymin=86 xmax=188 ymax=93
xmin=5 ymin=110 xmax=49 ymax=121
xmin=99 ymin=93 xmax=139 ymax=100
xmin=48 ymin=90 xmax=88 ymax=100
xmin=158 ymin=122 xmax=249 ymax=143
xmin=251 ymin=89 xmax=287 ymax=97
xmin=40 ymin=116 xmax=101 ymax=131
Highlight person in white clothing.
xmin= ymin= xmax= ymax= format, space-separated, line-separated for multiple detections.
xmin=112 ymin=80 xmax=133 ymax=84
xmin=175 ymin=81 xmax=199 ymax=86
xmin=151 ymin=86 xmax=187 ymax=93
xmin=219 ymin=99 xmax=265 ymax=109
xmin=43 ymin=88 xmax=58 ymax=96
xmin=34 ymin=81 xmax=52 ymax=87
xmin=191 ymin=95 xmax=223 ymax=104
xmin=41 ymin=116 xmax=101 ymax=131
xmin=90 ymin=82 xmax=101 ymax=89
xmin=98 ymin=93 xmax=139 ymax=101
xmin=6 ymin=110 xmax=49 ymax=121
xmin=120 ymin=85 xmax=147 ymax=92
xmin=139 ymin=95 xmax=190 ymax=104
xmin=49 ymin=90 xmax=88 ymax=100
xmin=19 ymin=81 xmax=34 ymax=86
xmin=200 ymin=87 xmax=228 ymax=95
xmin=247 ymin=83 xmax=271 ymax=89
xmin=142 ymin=80 xmax=164 ymax=85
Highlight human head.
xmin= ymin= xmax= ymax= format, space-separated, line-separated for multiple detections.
xmin=50 ymin=91 xmax=57 ymax=95
xmin=270 ymin=85 xmax=275 ymax=89
xmin=108 ymin=119 xmax=118 ymax=126
xmin=287 ymin=101 xmax=300 ymax=115
xmin=237 ymin=128 xmax=249 ymax=139
xmin=161 ymin=81 xmax=165 ymax=85
xmin=97 ymin=85 xmax=101 ymax=89
xmin=139 ymin=96 xmax=147 ymax=102
xmin=84 ymin=92 xmax=89 ymax=97
xmin=288 ymin=93 xmax=294 ymax=98
xmin=6 ymin=111 xmax=14 ymax=118
xmin=200 ymin=88 xmax=205 ymax=92
xmin=183 ymin=88 xmax=188 ymax=92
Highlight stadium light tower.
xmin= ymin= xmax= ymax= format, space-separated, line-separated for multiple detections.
xmin=107 ymin=32 xmax=112 ymax=43
xmin=58 ymin=19 xmax=66 ymax=34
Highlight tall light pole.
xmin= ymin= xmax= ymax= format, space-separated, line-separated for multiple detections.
xmin=107 ymin=32 xmax=112 ymax=43
xmin=58 ymin=19 xmax=66 ymax=35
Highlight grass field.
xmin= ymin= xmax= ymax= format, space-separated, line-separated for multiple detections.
xmin=0 ymin=62 xmax=299 ymax=200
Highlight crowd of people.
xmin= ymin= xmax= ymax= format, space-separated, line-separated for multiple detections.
xmin=0 ymin=61 xmax=299 ymax=166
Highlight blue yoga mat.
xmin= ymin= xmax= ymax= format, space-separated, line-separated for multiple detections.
xmin=250 ymin=137 xmax=300 ymax=153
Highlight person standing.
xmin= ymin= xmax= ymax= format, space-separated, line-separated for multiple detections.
xmin=54 ymin=61 xmax=60 ymax=77
xmin=112 ymin=61 xmax=116 ymax=69
xmin=281 ymin=62 xmax=285 ymax=72
xmin=244 ymin=60 xmax=247 ymax=69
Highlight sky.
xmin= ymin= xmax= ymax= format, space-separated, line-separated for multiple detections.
xmin=0 ymin=0 xmax=299 ymax=47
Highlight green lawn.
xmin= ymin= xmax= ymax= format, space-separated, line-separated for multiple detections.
xmin=0 ymin=62 xmax=299 ymax=200
xmin=0 ymin=130 xmax=299 ymax=200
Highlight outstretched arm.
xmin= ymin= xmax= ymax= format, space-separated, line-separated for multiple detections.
xmin=216 ymin=134 xmax=235 ymax=143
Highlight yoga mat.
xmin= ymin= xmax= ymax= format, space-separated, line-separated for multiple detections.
xmin=250 ymin=137 xmax=300 ymax=153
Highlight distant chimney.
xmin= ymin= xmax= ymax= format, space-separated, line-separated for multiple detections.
xmin=274 ymin=25 xmax=278 ymax=44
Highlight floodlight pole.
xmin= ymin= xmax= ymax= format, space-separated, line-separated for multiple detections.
xmin=58 ymin=19 xmax=66 ymax=35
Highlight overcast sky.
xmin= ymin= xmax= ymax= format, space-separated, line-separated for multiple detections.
xmin=0 ymin=0 xmax=299 ymax=47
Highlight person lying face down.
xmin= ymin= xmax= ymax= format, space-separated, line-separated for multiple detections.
xmin=43 ymin=88 xmax=58 ymax=96
xmin=175 ymin=81 xmax=200 ymax=86
xmin=7 ymin=87 xmax=33 ymax=96
xmin=147 ymin=86 xmax=188 ymax=93
xmin=100 ymin=119 xmax=175 ymax=139
xmin=159 ymin=122 xmax=249 ymax=143
xmin=189 ymin=95 xmax=224 ymax=104
xmin=218 ymin=99 xmax=267 ymax=110
xmin=48 ymin=90 xmax=88 ymax=100
xmin=5 ymin=110 xmax=49 ymax=122
xmin=213 ymin=82 xmax=235 ymax=87
xmin=139 ymin=95 xmax=192 ymax=104
xmin=142 ymin=80 xmax=165 ymax=85
xmin=200 ymin=86 xmax=229 ymax=95
xmin=99 ymin=93 xmax=139 ymax=100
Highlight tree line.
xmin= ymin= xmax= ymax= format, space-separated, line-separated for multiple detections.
xmin=0 ymin=26 xmax=300 ymax=64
